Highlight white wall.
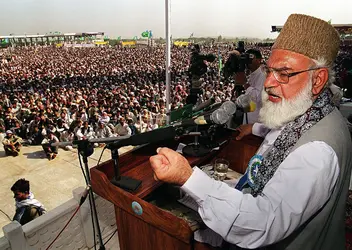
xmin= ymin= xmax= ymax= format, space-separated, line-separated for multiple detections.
xmin=0 ymin=187 xmax=119 ymax=250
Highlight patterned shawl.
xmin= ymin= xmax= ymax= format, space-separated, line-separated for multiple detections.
xmin=250 ymin=88 xmax=335 ymax=197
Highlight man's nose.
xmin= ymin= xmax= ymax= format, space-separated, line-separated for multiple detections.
xmin=264 ymin=73 xmax=280 ymax=89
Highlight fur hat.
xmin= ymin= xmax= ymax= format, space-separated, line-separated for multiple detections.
xmin=272 ymin=14 xmax=340 ymax=66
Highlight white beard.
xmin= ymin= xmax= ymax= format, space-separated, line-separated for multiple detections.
xmin=259 ymin=80 xmax=313 ymax=129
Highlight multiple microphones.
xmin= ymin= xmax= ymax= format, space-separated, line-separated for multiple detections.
xmin=172 ymin=100 xmax=236 ymax=127
xmin=172 ymin=94 xmax=257 ymax=127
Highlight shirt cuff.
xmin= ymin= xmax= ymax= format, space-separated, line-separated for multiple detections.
xmin=252 ymin=122 xmax=270 ymax=137
xmin=181 ymin=167 xmax=216 ymax=202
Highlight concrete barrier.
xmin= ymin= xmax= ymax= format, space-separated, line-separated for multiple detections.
xmin=0 ymin=187 xmax=119 ymax=250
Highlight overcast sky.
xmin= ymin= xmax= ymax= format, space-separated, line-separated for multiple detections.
xmin=0 ymin=0 xmax=351 ymax=39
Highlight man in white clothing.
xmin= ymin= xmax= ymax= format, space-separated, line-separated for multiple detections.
xmin=114 ymin=117 xmax=132 ymax=136
xmin=240 ymin=49 xmax=266 ymax=124
xmin=149 ymin=14 xmax=352 ymax=250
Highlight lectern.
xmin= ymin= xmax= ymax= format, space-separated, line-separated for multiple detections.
xmin=90 ymin=132 xmax=262 ymax=250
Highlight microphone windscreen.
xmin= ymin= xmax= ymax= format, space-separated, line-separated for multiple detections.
xmin=236 ymin=94 xmax=251 ymax=108
xmin=220 ymin=101 xmax=237 ymax=115
xmin=248 ymin=101 xmax=256 ymax=112
xmin=211 ymin=109 xmax=229 ymax=124
xmin=243 ymin=101 xmax=257 ymax=112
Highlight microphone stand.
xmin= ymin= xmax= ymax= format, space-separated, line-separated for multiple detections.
xmin=106 ymin=144 xmax=142 ymax=192
xmin=77 ymin=140 xmax=105 ymax=250
xmin=245 ymin=112 xmax=249 ymax=124
xmin=182 ymin=125 xmax=211 ymax=157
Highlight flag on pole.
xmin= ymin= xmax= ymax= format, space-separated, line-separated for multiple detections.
xmin=141 ymin=31 xmax=149 ymax=38
xmin=148 ymin=30 xmax=153 ymax=38
xmin=218 ymin=48 xmax=223 ymax=73
xmin=117 ymin=36 xmax=121 ymax=41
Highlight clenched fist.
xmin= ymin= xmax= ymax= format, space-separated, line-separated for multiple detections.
xmin=149 ymin=147 xmax=193 ymax=186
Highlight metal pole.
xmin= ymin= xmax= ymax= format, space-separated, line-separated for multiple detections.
xmin=165 ymin=0 xmax=171 ymax=124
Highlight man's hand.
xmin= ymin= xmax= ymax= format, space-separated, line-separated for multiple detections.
xmin=235 ymin=124 xmax=254 ymax=140
xmin=149 ymin=147 xmax=193 ymax=186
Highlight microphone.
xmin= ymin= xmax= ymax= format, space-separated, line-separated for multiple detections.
xmin=106 ymin=126 xmax=177 ymax=149
xmin=173 ymin=108 xmax=230 ymax=127
xmin=194 ymin=109 xmax=229 ymax=125
xmin=220 ymin=100 xmax=237 ymax=115
xmin=203 ymin=102 xmax=222 ymax=112
xmin=235 ymin=94 xmax=256 ymax=112
xmin=192 ymin=98 xmax=215 ymax=112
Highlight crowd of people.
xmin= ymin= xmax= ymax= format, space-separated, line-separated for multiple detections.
xmin=0 ymin=42 xmax=351 ymax=159
xmin=0 ymin=45 xmax=237 ymax=158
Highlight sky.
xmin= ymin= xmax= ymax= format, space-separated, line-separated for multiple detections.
xmin=0 ymin=0 xmax=351 ymax=39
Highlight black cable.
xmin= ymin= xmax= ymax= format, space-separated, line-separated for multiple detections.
xmin=78 ymin=151 xmax=97 ymax=250
xmin=97 ymin=146 xmax=106 ymax=167
xmin=45 ymin=205 xmax=81 ymax=250
xmin=104 ymin=229 xmax=117 ymax=246
xmin=46 ymin=186 xmax=90 ymax=250
xmin=0 ymin=208 xmax=12 ymax=221
xmin=95 ymin=147 xmax=107 ymax=250
xmin=78 ymin=151 xmax=88 ymax=184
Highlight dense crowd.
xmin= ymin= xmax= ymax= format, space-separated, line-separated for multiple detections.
xmin=0 ymin=45 xmax=238 ymax=158
xmin=0 ymin=43 xmax=351 ymax=159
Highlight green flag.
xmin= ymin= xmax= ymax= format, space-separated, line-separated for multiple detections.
xmin=133 ymin=36 xmax=138 ymax=40
xmin=141 ymin=31 xmax=149 ymax=38
xmin=218 ymin=48 xmax=223 ymax=73
xmin=117 ymin=36 xmax=121 ymax=40
xmin=328 ymin=19 xmax=332 ymax=24
xmin=219 ymin=57 xmax=223 ymax=72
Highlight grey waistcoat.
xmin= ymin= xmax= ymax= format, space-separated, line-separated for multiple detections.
xmin=231 ymin=109 xmax=352 ymax=250
xmin=270 ymin=108 xmax=352 ymax=250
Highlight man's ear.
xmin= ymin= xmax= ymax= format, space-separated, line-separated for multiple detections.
xmin=312 ymin=68 xmax=329 ymax=96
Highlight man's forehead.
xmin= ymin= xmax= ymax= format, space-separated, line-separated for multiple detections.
xmin=267 ymin=49 xmax=313 ymax=69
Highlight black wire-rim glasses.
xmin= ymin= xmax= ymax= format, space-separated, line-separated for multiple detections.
xmin=261 ymin=63 xmax=328 ymax=84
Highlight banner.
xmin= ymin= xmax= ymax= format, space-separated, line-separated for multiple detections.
xmin=0 ymin=38 xmax=9 ymax=45
xmin=173 ymin=41 xmax=189 ymax=47
xmin=64 ymin=44 xmax=95 ymax=48
xmin=122 ymin=41 xmax=136 ymax=46
xmin=94 ymin=41 xmax=108 ymax=45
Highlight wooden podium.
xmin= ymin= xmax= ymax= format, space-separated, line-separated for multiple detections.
xmin=90 ymin=132 xmax=262 ymax=250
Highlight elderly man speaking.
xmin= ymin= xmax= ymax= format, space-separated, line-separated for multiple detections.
xmin=149 ymin=14 xmax=352 ymax=250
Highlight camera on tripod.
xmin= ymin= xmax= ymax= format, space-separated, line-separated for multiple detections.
xmin=223 ymin=41 xmax=255 ymax=78
xmin=188 ymin=44 xmax=216 ymax=77
xmin=187 ymin=44 xmax=216 ymax=105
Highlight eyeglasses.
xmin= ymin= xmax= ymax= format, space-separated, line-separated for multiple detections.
xmin=261 ymin=64 xmax=327 ymax=84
